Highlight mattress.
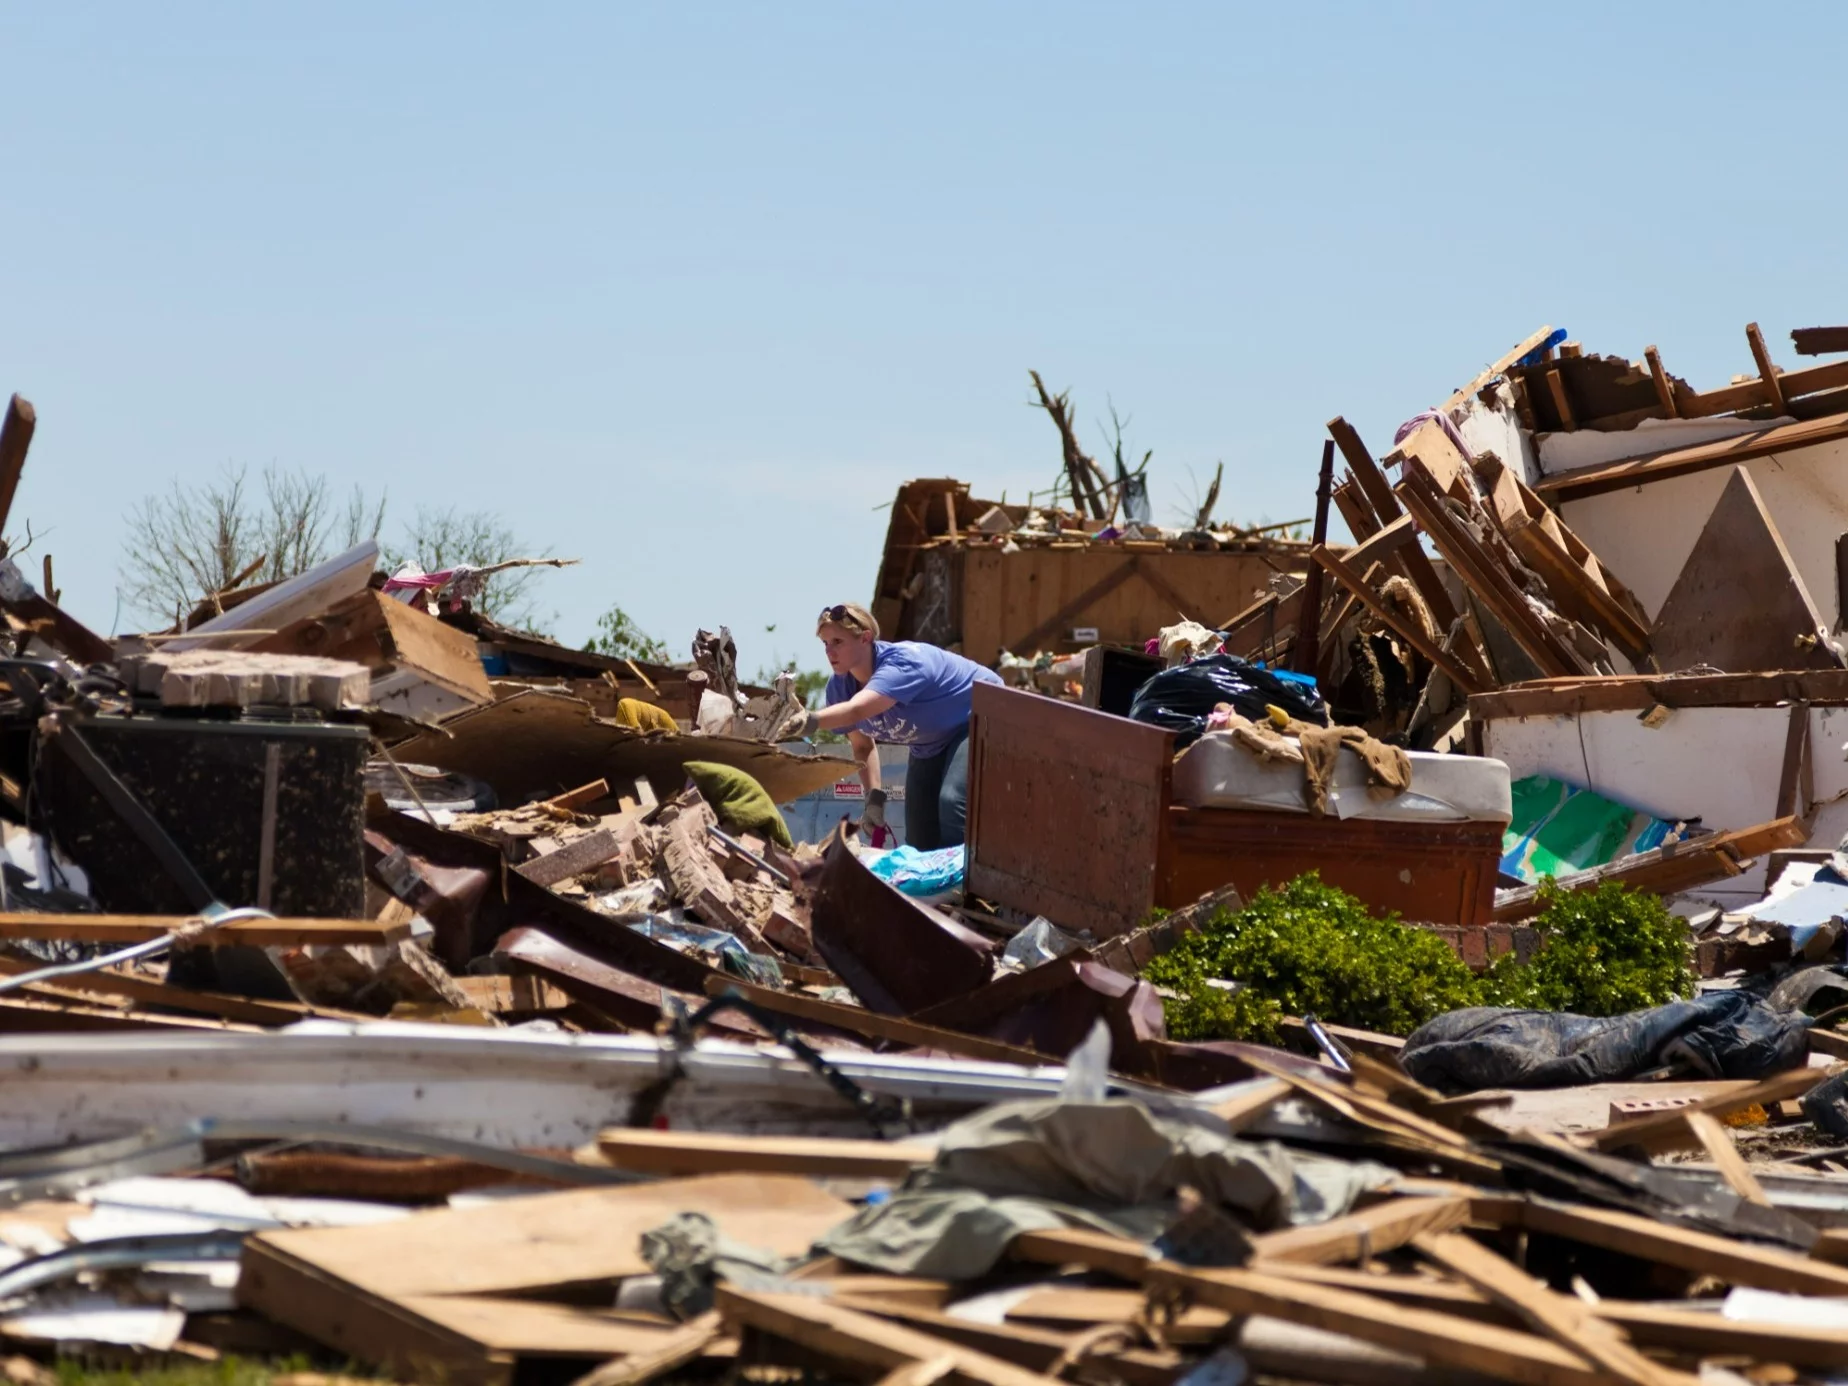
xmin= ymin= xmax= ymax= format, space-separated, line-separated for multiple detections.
xmin=1171 ymin=733 xmax=1512 ymax=823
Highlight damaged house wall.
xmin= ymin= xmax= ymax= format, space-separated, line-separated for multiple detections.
xmin=1453 ymin=387 xmax=1848 ymax=632
xmin=1551 ymin=439 xmax=1848 ymax=628
xmin=1481 ymin=700 xmax=1848 ymax=907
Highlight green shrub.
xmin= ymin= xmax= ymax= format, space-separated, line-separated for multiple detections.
xmin=1145 ymin=874 xmax=1693 ymax=1043
xmin=1481 ymin=879 xmax=1694 ymax=1015
xmin=1144 ymin=874 xmax=1482 ymax=1043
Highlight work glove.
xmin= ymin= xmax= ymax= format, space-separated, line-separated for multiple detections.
xmin=863 ymin=788 xmax=888 ymax=828
xmin=774 ymin=708 xmax=819 ymax=741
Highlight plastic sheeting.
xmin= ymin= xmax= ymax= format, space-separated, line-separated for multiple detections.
xmin=818 ymin=1096 xmax=1388 ymax=1280
xmin=1500 ymin=776 xmax=1681 ymax=885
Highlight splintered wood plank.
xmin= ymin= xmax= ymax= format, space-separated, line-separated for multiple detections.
xmin=1440 ymin=325 xmax=1559 ymax=413
xmin=1210 ymin=1077 xmax=1291 ymax=1131
xmin=1413 ymin=1232 xmax=1684 ymax=1386
xmin=0 ymin=395 xmax=35 ymax=538
xmin=1325 ymin=416 xmax=1464 ymax=633
xmin=1310 ymin=545 xmax=1486 ymax=693
xmin=834 ymin=1301 xmax=1183 ymax=1386
xmin=1793 ymin=326 xmax=1848 ymax=356
xmin=715 ymin=1288 xmax=1054 ymax=1386
xmin=1588 ymin=1062 xmax=1834 ymax=1153
xmin=595 ymin=1129 xmax=932 ymax=1179
xmin=1004 ymin=1287 xmax=1231 ymax=1344
xmin=1332 ymin=476 xmax=1382 ymax=540
xmin=1747 ymin=322 xmax=1788 ymax=413
xmin=1144 ymin=1264 xmax=1613 ymax=1386
xmin=1481 ymin=1197 xmax=1848 ymax=1297
xmin=1684 ymin=1110 xmax=1771 ymax=1207
xmin=1643 ymin=346 xmax=1680 ymax=418
xmin=1473 ymin=453 xmax=1650 ymax=657
xmin=1396 ymin=461 xmax=1590 ymax=678
xmin=1009 ymin=1227 xmax=1155 ymax=1281
xmin=1250 ymin=1196 xmax=1470 ymax=1266
xmin=1545 ymin=369 xmax=1577 ymax=431
xmin=1649 ymin=466 xmax=1842 ymax=674
xmin=570 ymin=1310 xmax=728 ymax=1386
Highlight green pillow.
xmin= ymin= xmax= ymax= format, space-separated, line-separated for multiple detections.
xmin=682 ymin=761 xmax=794 ymax=850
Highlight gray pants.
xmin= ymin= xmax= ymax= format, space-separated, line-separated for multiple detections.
xmin=903 ymin=727 xmax=970 ymax=851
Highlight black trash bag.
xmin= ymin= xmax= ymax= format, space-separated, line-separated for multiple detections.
xmin=1127 ymin=654 xmax=1326 ymax=748
xmin=1664 ymin=995 xmax=1812 ymax=1081
xmin=1801 ymin=1070 xmax=1848 ymax=1140
xmin=1400 ymin=991 xmax=1810 ymax=1094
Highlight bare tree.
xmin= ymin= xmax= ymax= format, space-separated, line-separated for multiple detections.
xmin=119 ymin=464 xmax=386 ymax=626
xmin=385 ymin=506 xmax=552 ymax=631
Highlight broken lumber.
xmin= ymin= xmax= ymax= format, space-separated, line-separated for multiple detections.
xmin=1144 ymin=1263 xmax=1612 ymax=1386
xmin=704 ymin=976 xmax=1054 ymax=1068
xmin=595 ymin=1129 xmax=931 ymax=1179
xmin=0 ymin=913 xmax=410 ymax=946
xmin=716 ymin=1287 xmax=1053 ymax=1386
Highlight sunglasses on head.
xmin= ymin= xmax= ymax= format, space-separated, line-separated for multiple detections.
xmin=820 ymin=604 xmax=865 ymax=630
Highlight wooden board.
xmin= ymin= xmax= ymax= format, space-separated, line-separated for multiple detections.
xmin=1535 ymin=411 xmax=1848 ymax=502
xmin=0 ymin=913 xmax=409 ymax=946
xmin=1250 ymin=1196 xmax=1471 ymax=1266
xmin=240 ymin=1175 xmax=851 ymax=1382
xmin=595 ymin=1128 xmax=932 ymax=1178
xmin=1474 ymin=457 xmax=1651 ymax=664
xmin=959 ymin=546 xmax=1291 ymax=663
xmin=243 ymin=1172 xmax=849 ymax=1300
xmin=717 ymin=1288 xmax=1055 ymax=1386
xmin=1145 ymin=1264 xmax=1612 ymax=1386
xmin=1483 ymin=1198 xmax=1848 ymax=1297
xmin=705 ymin=975 xmax=1055 ymax=1068
xmin=1469 ymin=669 xmax=1848 ymax=720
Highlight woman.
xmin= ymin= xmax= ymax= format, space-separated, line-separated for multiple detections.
xmin=781 ymin=602 xmax=1001 ymax=850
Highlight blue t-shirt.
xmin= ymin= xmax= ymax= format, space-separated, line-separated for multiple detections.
xmin=825 ymin=640 xmax=1003 ymax=758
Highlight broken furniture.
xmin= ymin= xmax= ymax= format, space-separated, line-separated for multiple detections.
xmin=966 ymin=684 xmax=1509 ymax=937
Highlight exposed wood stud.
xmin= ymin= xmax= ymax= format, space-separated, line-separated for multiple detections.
xmin=1643 ymin=346 xmax=1679 ymax=419
xmin=1747 ymin=321 xmax=1788 ymax=413
xmin=1545 ymin=368 xmax=1577 ymax=431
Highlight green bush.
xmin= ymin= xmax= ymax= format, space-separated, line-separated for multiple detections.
xmin=1481 ymin=879 xmax=1695 ymax=1014
xmin=1144 ymin=874 xmax=1483 ymax=1043
xmin=1145 ymin=874 xmax=1693 ymax=1043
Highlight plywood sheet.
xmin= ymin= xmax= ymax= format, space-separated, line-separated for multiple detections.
xmin=960 ymin=548 xmax=1290 ymax=662
xmin=247 ymin=1172 xmax=850 ymax=1300
xmin=1652 ymin=467 xmax=1843 ymax=674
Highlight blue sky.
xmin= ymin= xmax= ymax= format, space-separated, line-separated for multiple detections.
xmin=1 ymin=3 xmax=1840 ymax=675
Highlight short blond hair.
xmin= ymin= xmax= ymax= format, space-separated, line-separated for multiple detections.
xmin=816 ymin=602 xmax=880 ymax=639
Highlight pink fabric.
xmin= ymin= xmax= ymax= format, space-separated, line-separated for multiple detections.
xmin=382 ymin=569 xmax=457 ymax=593
xmin=1393 ymin=409 xmax=1473 ymax=463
